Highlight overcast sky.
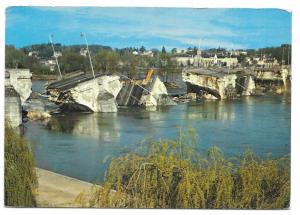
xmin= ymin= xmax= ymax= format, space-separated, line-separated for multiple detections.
xmin=5 ymin=7 xmax=291 ymax=50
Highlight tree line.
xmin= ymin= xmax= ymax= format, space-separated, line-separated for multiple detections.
xmin=5 ymin=43 xmax=291 ymax=80
xmin=5 ymin=44 xmax=181 ymax=81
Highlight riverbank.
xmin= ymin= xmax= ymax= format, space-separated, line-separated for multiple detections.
xmin=32 ymin=74 xmax=58 ymax=80
xmin=36 ymin=168 xmax=95 ymax=207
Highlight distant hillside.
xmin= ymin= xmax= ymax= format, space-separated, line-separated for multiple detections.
xmin=21 ymin=43 xmax=113 ymax=59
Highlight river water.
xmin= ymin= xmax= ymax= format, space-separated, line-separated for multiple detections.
xmin=25 ymin=81 xmax=291 ymax=183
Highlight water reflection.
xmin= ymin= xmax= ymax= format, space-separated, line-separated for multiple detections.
xmin=47 ymin=113 xmax=120 ymax=142
xmin=185 ymin=100 xmax=236 ymax=121
xmin=25 ymin=94 xmax=290 ymax=183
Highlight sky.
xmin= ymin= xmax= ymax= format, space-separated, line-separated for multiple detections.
xmin=5 ymin=7 xmax=291 ymax=50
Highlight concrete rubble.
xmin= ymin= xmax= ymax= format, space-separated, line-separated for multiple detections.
xmin=182 ymin=69 xmax=237 ymax=99
xmin=182 ymin=67 xmax=290 ymax=99
xmin=23 ymin=93 xmax=56 ymax=121
xmin=139 ymin=76 xmax=177 ymax=107
xmin=236 ymin=75 xmax=256 ymax=96
xmin=253 ymin=67 xmax=290 ymax=92
xmin=117 ymin=76 xmax=176 ymax=108
xmin=46 ymin=74 xmax=123 ymax=113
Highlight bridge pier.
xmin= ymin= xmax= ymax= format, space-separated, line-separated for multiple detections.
xmin=5 ymin=69 xmax=32 ymax=128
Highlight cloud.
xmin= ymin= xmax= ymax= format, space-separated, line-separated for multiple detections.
xmin=5 ymin=7 xmax=291 ymax=49
xmin=41 ymin=7 xmax=240 ymax=47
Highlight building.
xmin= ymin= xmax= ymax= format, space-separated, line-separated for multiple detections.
xmin=132 ymin=50 xmax=154 ymax=57
xmin=40 ymin=59 xmax=57 ymax=72
xmin=80 ymin=48 xmax=88 ymax=57
xmin=230 ymin=50 xmax=248 ymax=56
xmin=255 ymin=55 xmax=280 ymax=68
xmin=132 ymin=51 xmax=139 ymax=55
xmin=174 ymin=51 xmax=238 ymax=68
xmin=172 ymin=48 xmax=189 ymax=54
xmin=28 ymin=51 xmax=39 ymax=58
xmin=53 ymin=51 xmax=62 ymax=58
xmin=140 ymin=50 xmax=154 ymax=57
xmin=173 ymin=54 xmax=195 ymax=67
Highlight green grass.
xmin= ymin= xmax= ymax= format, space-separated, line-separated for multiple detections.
xmin=75 ymin=128 xmax=290 ymax=209
xmin=4 ymin=122 xmax=37 ymax=207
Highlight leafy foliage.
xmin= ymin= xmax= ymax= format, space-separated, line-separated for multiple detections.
xmin=4 ymin=122 xmax=38 ymax=207
xmin=75 ymin=129 xmax=290 ymax=209
xmin=5 ymin=45 xmax=28 ymax=68
xmin=59 ymin=51 xmax=88 ymax=73
xmin=94 ymin=50 xmax=120 ymax=73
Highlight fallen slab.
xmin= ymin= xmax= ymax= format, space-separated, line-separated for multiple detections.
xmin=117 ymin=76 xmax=176 ymax=107
xmin=46 ymin=73 xmax=123 ymax=112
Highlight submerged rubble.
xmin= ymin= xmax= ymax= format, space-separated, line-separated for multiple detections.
xmin=23 ymin=93 xmax=57 ymax=121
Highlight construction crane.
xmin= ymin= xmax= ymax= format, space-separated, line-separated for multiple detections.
xmin=142 ymin=68 xmax=154 ymax=85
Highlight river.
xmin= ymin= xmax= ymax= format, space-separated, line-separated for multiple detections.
xmin=25 ymin=81 xmax=291 ymax=183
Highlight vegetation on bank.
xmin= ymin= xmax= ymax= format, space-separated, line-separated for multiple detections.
xmin=75 ymin=129 xmax=290 ymax=209
xmin=5 ymin=44 xmax=181 ymax=81
xmin=4 ymin=122 xmax=37 ymax=207
xmin=5 ymin=43 xmax=291 ymax=80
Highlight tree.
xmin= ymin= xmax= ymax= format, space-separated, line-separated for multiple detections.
xmin=157 ymin=51 xmax=181 ymax=82
xmin=94 ymin=50 xmax=120 ymax=74
xmin=60 ymin=51 xmax=88 ymax=73
xmin=5 ymin=45 xmax=28 ymax=68
xmin=162 ymin=46 xmax=166 ymax=54
xmin=139 ymin=46 xmax=146 ymax=53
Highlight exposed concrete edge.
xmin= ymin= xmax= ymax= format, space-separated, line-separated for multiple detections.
xmin=36 ymin=168 xmax=94 ymax=187
xmin=36 ymin=168 xmax=97 ymax=207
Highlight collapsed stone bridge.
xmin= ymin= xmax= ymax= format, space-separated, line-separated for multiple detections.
xmin=182 ymin=69 xmax=237 ymax=99
xmin=182 ymin=67 xmax=290 ymax=99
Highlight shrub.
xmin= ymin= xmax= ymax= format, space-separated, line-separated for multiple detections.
xmin=4 ymin=122 xmax=37 ymax=207
xmin=75 ymin=129 xmax=290 ymax=209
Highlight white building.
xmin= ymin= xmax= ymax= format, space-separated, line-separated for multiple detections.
xmin=174 ymin=55 xmax=195 ymax=67
xmin=132 ymin=50 xmax=153 ymax=57
xmin=140 ymin=50 xmax=154 ymax=57
xmin=132 ymin=51 xmax=139 ymax=55
xmin=80 ymin=48 xmax=88 ymax=56
xmin=230 ymin=50 xmax=248 ymax=56
xmin=54 ymin=51 xmax=62 ymax=58
xmin=41 ymin=59 xmax=57 ymax=72
xmin=28 ymin=51 xmax=39 ymax=58
xmin=174 ymin=51 xmax=238 ymax=68
xmin=256 ymin=56 xmax=279 ymax=68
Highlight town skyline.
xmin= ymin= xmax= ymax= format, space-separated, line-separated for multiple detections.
xmin=6 ymin=7 xmax=291 ymax=50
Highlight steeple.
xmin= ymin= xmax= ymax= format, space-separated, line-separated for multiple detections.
xmin=197 ymin=42 xmax=202 ymax=57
